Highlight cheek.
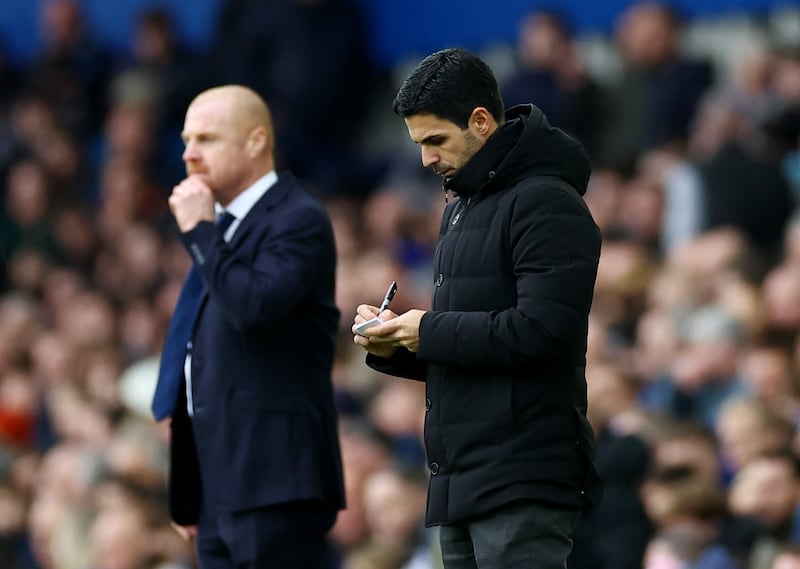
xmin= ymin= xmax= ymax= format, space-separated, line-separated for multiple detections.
xmin=439 ymin=146 xmax=461 ymax=168
xmin=207 ymin=152 xmax=232 ymax=174
xmin=210 ymin=152 xmax=246 ymax=186
xmin=454 ymin=147 xmax=473 ymax=169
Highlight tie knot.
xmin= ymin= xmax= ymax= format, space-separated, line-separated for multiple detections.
xmin=216 ymin=211 xmax=236 ymax=233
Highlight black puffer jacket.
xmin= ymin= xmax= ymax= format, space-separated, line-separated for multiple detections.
xmin=368 ymin=104 xmax=603 ymax=526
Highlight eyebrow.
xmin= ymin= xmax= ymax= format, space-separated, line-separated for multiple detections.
xmin=419 ymin=133 xmax=446 ymax=145
xmin=181 ymin=131 xmax=215 ymax=143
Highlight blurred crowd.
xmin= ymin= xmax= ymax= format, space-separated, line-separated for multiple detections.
xmin=1 ymin=0 xmax=800 ymax=568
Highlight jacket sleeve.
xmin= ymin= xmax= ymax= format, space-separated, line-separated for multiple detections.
xmin=416 ymin=184 xmax=601 ymax=370
xmin=181 ymin=203 xmax=334 ymax=332
xmin=365 ymin=349 xmax=427 ymax=381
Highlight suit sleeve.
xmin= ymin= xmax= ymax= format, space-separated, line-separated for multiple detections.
xmin=416 ymin=185 xmax=601 ymax=370
xmin=180 ymin=201 xmax=334 ymax=332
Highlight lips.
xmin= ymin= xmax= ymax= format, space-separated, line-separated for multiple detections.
xmin=187 ymin=167 xmax=210 ymax=179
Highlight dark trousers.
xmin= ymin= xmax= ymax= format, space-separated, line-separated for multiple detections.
xmin=438 ymin=501 xmax=581 ymax=569
xmin=196 ymin=501 xmax=336 ymax=569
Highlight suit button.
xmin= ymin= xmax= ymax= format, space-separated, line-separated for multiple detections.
xmin=435 ymin=273 xmax=443 ymax=286
xmin=430 ymin=462 xmax=440 ymax=475
xmin=425 ymin=398 xmax=431 ymax=412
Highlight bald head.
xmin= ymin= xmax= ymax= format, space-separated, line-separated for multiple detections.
xmin=182 ymin=85 xmax=276 ymax=203
xmin=190 ymin=85 xmax=275 ymax=156
xmin=192 ymin=86 xmax=273 ymax=137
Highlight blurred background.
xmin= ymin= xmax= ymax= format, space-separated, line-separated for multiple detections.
xmin=1 ymin=1 xmax=800 ymax=568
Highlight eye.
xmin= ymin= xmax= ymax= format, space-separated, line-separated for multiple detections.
xmin=423 ymin=136 xmax=446 ymax=148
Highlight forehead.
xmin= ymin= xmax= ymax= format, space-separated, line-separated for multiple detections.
xmin=183 ymin=97 xmax=232 ymax=134
xmin=404 ymin=113 xmax=461 ymax=143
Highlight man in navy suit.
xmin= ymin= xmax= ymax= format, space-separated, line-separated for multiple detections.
xmin=152 ymin=84 xmax=345 ymax=568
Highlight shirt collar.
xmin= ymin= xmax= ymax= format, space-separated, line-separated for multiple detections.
xmin=216 ymin=170 xmax=278 ymax=220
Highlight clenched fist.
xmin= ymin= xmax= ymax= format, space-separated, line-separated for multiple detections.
xmin=169 ymin=174 xmax=216 ymax=232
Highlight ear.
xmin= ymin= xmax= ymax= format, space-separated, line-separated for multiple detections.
xmin=245 ymin=126 xmax=269 ymax=158
xmin=469 ymin=107 xmax=496 ymax=141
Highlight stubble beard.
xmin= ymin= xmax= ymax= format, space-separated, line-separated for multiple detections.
xmin=439 ymin=130 xmax=482 ymax=178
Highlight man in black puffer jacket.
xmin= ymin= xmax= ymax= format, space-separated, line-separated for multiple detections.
xmin=352 ymin=47 xmax=603 ymax=569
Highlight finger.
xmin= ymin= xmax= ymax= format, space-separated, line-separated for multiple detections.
xmin=186 ymin=176 xmax=214 ymax=195
xmin=367 ymin=333 xmax=397 ymax=344
xmin=173 ymin=178 xmax=194 ymax=193
xmin=356 ymin=304 xmax=380 ymax=319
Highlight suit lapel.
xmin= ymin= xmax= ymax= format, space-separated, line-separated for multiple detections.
xmin=197 ymin=172 xmax=297 ymax=306
xmin=226 ymin=172 xmax=295 ymax=250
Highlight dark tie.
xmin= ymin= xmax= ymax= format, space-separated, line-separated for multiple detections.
xmin=216 ymin=210 xmax=236 ymax=235
xmin=151 ymin=211 xmax=236 ymax=420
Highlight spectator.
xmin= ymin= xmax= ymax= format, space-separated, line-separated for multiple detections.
xmin=739 ymin=335 xmax=800 ymax=423
xmin=27 ymin=0 xmax=114 ymax=138
xmin=124 ymin=7 xmax=200 ymax=132
xmin=762 ymin=263 xmax=800 ymax=333
xmin=0 ymin=159 xmax=56 ymax=263
xmin=360 ymin=462 xmax=434 ymax=569
xmin=729 ymin=452 xmax=800 ymax=569
xmin=207 ymin=0 xmax=373 ymax=196
xmin=570 ymin=363 xmax=653 ymax=569
xmin=502 ymin=9 xmax=602 ymax=156
xmin=641 ymin=469 xmax=742 ymax=569
xmin=771 ymin=546 xmax=800 ymax=569
xmin=601 ymin=1 xmax=714 ymax=166
xmin=717 ymin=399 xmax=796 ymax=478
xmin=689 ymin=94 xmax=794 ymax=263
xmin=641 ymin=305 xmax=749 ymax=428
xmin=330 ymin=418 xmax=392 ymax=560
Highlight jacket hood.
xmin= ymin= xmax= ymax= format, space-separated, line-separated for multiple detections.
xmin=444 ymin=104 xmax=591 ymax=198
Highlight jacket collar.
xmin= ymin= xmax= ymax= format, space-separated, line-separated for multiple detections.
xmin=441 ymin=103 xmax=591 ymax=200
xmin=443 ymin=116 xmax=524 ymax=199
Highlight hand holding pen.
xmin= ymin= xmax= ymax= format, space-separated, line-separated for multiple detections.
xmin=352 ymin=280 xmax=427 ymax=354
xmin=354 ymin=280 xmax=397 ymax=336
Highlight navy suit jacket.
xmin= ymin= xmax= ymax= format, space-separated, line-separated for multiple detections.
xmin=167 ymin=171 xmax=345 ymax=524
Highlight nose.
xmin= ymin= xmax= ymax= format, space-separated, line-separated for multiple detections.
xmin=420 ymin=146 xmax=439 ymax=168
xmin=182 ymin=140 xmax=197 ymax=162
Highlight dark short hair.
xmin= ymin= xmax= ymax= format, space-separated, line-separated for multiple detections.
xmin=392 ymin=47 xmax=505 ymax=129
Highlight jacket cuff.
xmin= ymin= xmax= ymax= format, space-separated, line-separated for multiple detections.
xmin=416 ymin=310 xmax=443 ymax=360
xmin=180 ymin=220 xmax=218 ymax=266
xmin=366 ymin=349 xmax=426 ymax=381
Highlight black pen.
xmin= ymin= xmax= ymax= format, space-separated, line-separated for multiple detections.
xmin=378 ymin=281 xmax=398 ymax=313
